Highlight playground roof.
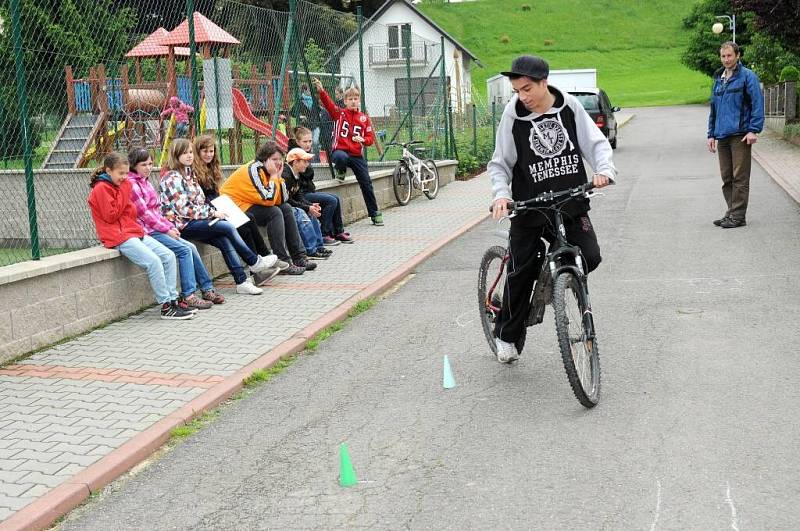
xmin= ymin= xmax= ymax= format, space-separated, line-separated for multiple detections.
xmin=126 ymin=28 xmax=190 ymax=58
xmin=159 ymin=12 xmax=240 ymax=47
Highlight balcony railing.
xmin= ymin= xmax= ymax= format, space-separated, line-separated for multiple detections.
xmin=368 ymin=42 xmax=434 ymax=67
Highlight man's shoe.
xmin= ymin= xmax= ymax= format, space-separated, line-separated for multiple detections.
xmin=279 ymin=264 xmax=305 ymax=275
xmin=161 ymin=301 xmax=195 ymax=320
xmin=334 ymin=168 xmax=347 ymax=181
xmin=182 ymin=294 xmax=212 ymax=311
xmin=371 ymin=213 xmax=384 ymax=226
xmin=720 ymin=217 xmax=746 ymax=229
xmin=322 ymin=236 xmax=341 ymax=246
xmin=274 ymin=259 xmax=290 ymax=271
xmin=201 ymin=289 xmax=225 ymax=304
xmin=308 ymin=249 xmax=330 ymax=260
xmin=236 ymin=279 xmax=263 ymax=295
xmin=252 ymin=267 xmax=280 ymax=286
xmin=713 ymin=216 xmax=729 ymax=227
xmin=335 ymin=232 xmax=354 ymax=243
xmin=494 ymin=337 xmax=519 ymax=363
xmin=295 ymin=259 xmax=317 ymax=271
xmin=259 ymin=254 xmax=279 ymax=268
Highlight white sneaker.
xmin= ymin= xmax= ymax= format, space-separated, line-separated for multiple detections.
xmin=236 ymin=279 xmax=263 ymax=295
xmin=259 ymin=254 xmax=278 ymax=268
xmin=249 ymin=255 xmax=272 ymax=273
xmin=494 ymin=337 xmax=519 ymax=363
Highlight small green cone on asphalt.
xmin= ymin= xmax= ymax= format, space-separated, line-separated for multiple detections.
xmin=339 ymin=442 xmax=357 ymax=487
xmin=443 ymin=355 xmax=456 ymax=389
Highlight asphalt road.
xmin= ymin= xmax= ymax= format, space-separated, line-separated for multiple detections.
xmin=61 ymin=106 xmax=800 ymax=530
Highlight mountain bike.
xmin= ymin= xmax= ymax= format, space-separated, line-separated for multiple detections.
xmin=388 ymin=140 xmax=440 ymax=205
xmin=477 ymin=182 xmax=603 ymax=408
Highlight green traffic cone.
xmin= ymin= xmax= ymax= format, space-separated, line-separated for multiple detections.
xmin=339 ymin=442 xmax=357 ymax=487
xmin=443 ymin=355 xmax=456 ymax=389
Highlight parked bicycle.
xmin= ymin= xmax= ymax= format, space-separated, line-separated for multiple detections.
xmin=388 ymin=140 xmax=439 ymax=205
xmin=477 ymin=182 xmax=604 ymax=408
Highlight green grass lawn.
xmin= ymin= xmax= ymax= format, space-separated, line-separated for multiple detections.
xmin=419 ymin=0 xmax=712 ymax=107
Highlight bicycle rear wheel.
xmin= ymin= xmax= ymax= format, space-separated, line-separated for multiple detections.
xmin=422 ymin=159 xmax=440 ymax=199
xmin=392 ymin=161 xmax=412 ymax=205
xmin=552 ymin=272 xmax=600 ymax=407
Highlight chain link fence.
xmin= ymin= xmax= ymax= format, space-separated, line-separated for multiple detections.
xmin=1 ymin=0 xmax=491 ymax=267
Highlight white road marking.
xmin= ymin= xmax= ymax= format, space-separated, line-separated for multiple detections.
xmin=650 ymin=479 xmax=662 ymax=531
xmin=725 ymin=482 xmax=740 ymax=531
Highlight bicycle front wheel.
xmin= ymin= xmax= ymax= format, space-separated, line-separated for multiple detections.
xmin=552 ymin=272 xmax=601 ymax=407
xmin=422 ymin=159 xmax=440 ymax=199
xmin=392 ymin=161 xmax=412 ymax=205
xmin=478 ymin=246 xmax=506 ymax=355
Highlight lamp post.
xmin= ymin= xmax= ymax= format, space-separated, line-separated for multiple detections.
xmin=712 ymin=14 xmax=736 ymax=43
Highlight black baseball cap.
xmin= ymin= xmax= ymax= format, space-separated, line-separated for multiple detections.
xmin=500 ymin=55 xmax=549 ymax=80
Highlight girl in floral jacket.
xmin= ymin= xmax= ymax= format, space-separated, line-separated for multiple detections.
xmin=159 ymin=139 xmax=276 ymax=295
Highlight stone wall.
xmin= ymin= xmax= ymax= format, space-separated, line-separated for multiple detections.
xmin=0 ymin=160 xmax=457 ymax=363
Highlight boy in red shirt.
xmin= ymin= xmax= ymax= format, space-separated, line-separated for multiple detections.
xmin=312 ymin=78 xmax=383 ymax=226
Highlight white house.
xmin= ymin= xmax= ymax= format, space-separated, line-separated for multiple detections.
xmin=334 ymin=0 xmax=481 ymax=119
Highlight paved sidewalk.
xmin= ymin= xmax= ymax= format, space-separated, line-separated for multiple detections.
xmin=752 ymin=128 xmax=800 ymax=204
xmin=0 ymin=175 xmax=490 ymax=530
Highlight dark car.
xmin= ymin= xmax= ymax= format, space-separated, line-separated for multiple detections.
xmin=567 ymin=88 xmax=620 ymax=149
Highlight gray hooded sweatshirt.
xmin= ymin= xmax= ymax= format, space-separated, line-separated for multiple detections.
xmin=488 ymin=85 xmax=616 ymax=226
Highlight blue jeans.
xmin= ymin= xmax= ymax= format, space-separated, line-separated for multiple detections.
xmin=304 ymin=191 xmax=344 ymax=236
xmin=116 ymin=236 xmax=178 ymax=305
xmin=150 ymin=232 xmax=213 ymax=296
xmin=331 ymin=150 xmax=379 ymax=218
xmin=181 ymin=219 xmax=258 ymax=285
xmin=292 ymin=207 xmax=324 ymax=254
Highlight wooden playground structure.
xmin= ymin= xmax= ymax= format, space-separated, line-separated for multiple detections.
xmin=45 ymin=12 xmax=294 ymax=170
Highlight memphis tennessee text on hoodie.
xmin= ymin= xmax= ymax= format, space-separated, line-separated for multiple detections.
xmin=489 ymin=85 xmax=616 ymax=226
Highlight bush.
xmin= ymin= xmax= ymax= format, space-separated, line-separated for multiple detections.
xmin=779 ymin=65 xmax=800 ymax=82
xmin=0 ymin=101 xmax=42 ymax=161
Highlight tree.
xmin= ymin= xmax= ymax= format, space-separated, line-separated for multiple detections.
xmin=734 ymin=0 xmax=800 ymax=54
xmin=681 ymin=0 xmax=751 ymax=77
xmin=742 ymin=31 xmax=800 ymax=84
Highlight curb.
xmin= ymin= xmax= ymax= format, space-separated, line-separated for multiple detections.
xmin=1 ymin=208 xmax=491 ymax=531
xmin=753 ymin=149 xmax=800 ymax=204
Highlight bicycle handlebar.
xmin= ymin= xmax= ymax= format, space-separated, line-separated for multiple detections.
xmin=385 ymin=140 xmax=425 ymax=148
xmin=488 ymin=182 xmax=597 ymax=213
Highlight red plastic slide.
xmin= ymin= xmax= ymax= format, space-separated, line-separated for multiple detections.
xmin=231 ymin=87 xmax=289 ymax=151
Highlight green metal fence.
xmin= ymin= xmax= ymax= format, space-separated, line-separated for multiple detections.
xmin=0 ymin=0 xmax=494 ymax=267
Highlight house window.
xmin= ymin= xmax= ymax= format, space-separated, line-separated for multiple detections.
xmin=388 ymin=24 xmax=411 ymax=60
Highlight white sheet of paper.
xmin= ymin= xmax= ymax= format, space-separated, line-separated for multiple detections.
xmin=210 ymin=195 xmax=250 ymax=228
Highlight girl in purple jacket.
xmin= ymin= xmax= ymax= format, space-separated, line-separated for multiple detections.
xmin=127 ymin=148 xmax=225 ymax=309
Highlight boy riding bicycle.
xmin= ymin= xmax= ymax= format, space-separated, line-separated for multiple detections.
xmin=489 ymin=55 xmax=616 ymax=363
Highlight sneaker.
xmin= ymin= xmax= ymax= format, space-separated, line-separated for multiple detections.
xmin=317 ymin=247 xmax=333 ymax=257
xmin=236 ymin=279 xmax=263 ymax=295
xmin=334 ymin=168 xmax=347 ymax=181
xmin=307 ymin=250 xmax=329 ymax=260
xmin=371 ymin=213 xmax=384 ymax=226
xmin=275 ymin=259 xmax=290 ymax=271
xmin=250 ymin=254 xmax=278 ymax=273
xmin=201 ymin=289 xmax=225 ymax=304
xmin=182 ymin=294 xmax=213 ymax=311
xmin=295 ymin=258 xmax=317 ymax=271
xmin=161 ymin=301 xmax=195 ymax=320
xmin=494 ymin=337 xmax=519 ymax=363
xmin=322 ymin=236 xmax=341 ymax=246
xmin=175 ymin=298 xmax=197 ymax=314
xmin=713 ymin=216 xmax=729 ymax=227
xmin=335 ymin=232 xmax=354 ymax=243
xmin=720 ymin=217 xmax=746 ymax=229
xmin=259 ymin=254 xmax=279 ymax=268
xmin=252 ymin=267 xmax=280 ymax=286
xmin=279 ymin=264 xmax=305 ymax=275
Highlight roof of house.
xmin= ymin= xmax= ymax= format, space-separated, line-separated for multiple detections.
xmin=159 ymin=12 xmax=240 ymax=47
xmin=126 ymin=28 xmax=190 ymax=58
xmin=332 ymin=0 xmax=482 ymax=67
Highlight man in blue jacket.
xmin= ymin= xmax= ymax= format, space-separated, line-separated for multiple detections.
xmin=707 ymin=41 xmax=764 ymax=229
